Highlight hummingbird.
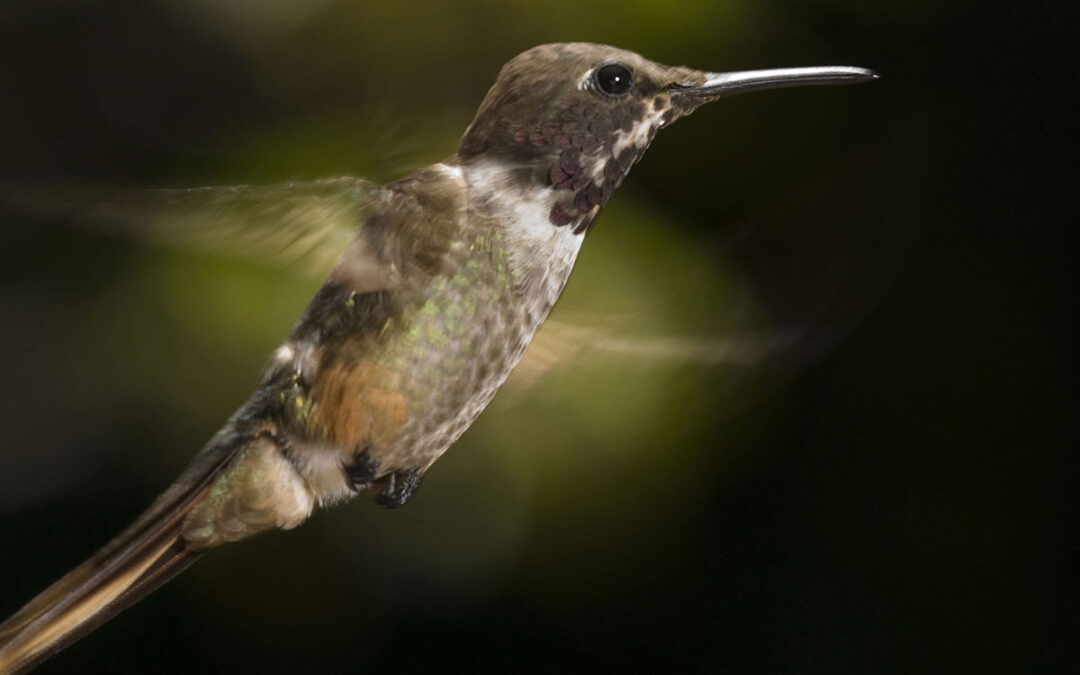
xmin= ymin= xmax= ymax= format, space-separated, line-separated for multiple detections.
xmin=0 ymin=42 xmax=876 ymax=672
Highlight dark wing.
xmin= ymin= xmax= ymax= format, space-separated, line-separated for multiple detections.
xmin=2 ymin=178 xmax=386 ymax=278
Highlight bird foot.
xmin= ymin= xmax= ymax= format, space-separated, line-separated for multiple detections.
xmin=373 ymin=468 xmax=422 ymax=509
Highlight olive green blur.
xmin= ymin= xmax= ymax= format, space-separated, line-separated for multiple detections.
xmin=0 ymin=1 xmax=1074 ymax=673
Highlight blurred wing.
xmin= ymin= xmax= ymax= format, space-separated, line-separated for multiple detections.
xmin=507 ymin=316 xmax=803 ymax=394
xmin=2 ymin=178 xmax=385 ymax=279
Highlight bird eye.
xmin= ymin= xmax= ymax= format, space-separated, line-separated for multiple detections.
xmin=594 ymin=63 xmax=633 ymax=97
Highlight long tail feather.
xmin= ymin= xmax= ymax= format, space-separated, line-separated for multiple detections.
xmin=0 ymin=448 xmax=232 ymax=674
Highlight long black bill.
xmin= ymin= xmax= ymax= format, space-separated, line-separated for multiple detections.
xmin=675 ymin=66 xmax=878 ymax=100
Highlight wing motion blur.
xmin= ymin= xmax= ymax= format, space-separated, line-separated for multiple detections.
xmin=1 ymin=178 xmax=384 ymax=278
xmin=508 ymin=317 xmax=805 ymax=393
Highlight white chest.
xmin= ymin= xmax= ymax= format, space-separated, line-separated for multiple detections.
xmin=461 ymin=160 xmax=586 ymax=308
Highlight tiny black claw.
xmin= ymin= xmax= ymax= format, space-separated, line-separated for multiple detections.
xmin=374 ymin=468 xmax=422 ymax=509
xmin=343 ymin=448 xmax=379 ymax=491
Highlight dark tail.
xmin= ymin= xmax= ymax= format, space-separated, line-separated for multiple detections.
xmin=0 ymin=446 xmax=234 ymax=673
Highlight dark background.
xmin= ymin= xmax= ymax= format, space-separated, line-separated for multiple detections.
xmin=0 ymin=0 xmax=1076 ymax=672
